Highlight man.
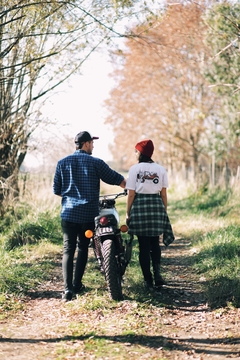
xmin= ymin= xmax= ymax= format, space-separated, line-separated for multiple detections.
xmin=53 ymin=131 xmax=126 ymax=301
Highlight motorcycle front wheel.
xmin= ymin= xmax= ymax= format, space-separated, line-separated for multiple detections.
xmin=102 ymin=239 xmax=123 ymax=301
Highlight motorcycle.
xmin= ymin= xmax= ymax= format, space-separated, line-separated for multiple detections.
xmin=85 ymin=190 xmax=133 ymax=300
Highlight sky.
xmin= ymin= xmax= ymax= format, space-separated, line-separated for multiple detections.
xmin=24 ymin=51 xmax=116 ymax=168
xmin=50 ymin=52 xmax=116 ymax=160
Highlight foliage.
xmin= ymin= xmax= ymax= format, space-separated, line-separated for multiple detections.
xmin=203 ymin=1 xmax=240 ymax=168
xmin=105 ymin=1 xmax=240 ymax=187
xmin=204 ymin=2 xmax=240 ymax=97
xmin=105 ymin=2 xmax=221 ymax=180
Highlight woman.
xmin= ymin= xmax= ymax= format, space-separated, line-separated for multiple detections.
xmin=126 ymin=139 xmax=174 ymax=290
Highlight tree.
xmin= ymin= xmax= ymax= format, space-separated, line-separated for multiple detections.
xmin=0 ymin=0 xmax=155 ymax=210
xmin=105 ymin=2 xmax=219 ymax=184
xmin=203 ymin=1 xmax=240 ymax=180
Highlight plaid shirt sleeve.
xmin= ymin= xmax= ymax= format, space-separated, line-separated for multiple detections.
xmin=53 ymin=163 xmax=62 ymax=196
xmin=96 ymin=158 xmax=124 ymax=185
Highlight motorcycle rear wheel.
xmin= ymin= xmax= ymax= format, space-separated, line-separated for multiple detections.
xmin=102 ymin=239 xmax=123 ymax=301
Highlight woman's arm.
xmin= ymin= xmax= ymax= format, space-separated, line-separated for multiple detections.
xmin=126 ymin=189 xmax=135 ymax=222
xmin=160 ymin=187 xmax=167 ymax=211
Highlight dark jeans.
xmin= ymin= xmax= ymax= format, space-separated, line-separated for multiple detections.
xmin=61 ymin=220 xmax=94 ymax=292
xmin=137 ymin=235 xmax=161 ymax=283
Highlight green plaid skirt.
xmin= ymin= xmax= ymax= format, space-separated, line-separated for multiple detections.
xmin=128 ymin=193 xmax=175 ymax=246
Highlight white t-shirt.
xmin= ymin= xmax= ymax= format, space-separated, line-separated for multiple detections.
xmin=126 ymin=162 xmax=168 ymax=194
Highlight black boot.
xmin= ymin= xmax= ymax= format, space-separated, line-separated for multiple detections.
xmin=144 ymin=272 xmax=154 ymax=291
xmin=153 ymin=263 xmax=166 ymax=287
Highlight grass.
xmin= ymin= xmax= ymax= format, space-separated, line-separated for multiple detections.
xmin=0 ymin=242 xmax=59 ymax=289
xmin=169 ymin=185 xmax=240 ymax=307
xmin=0 ymin=203 xmax=62 ymax=296
xmin=0 ymin=180 xmax=240 ymax=314
xmin=0 ymin=185 xmax=63 ymax=317
xmin=192 ymin=224 xmax=240 ymax=307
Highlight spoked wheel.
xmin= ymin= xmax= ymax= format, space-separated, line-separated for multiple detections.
xmin=102 ymin=239 xmax=123 ymax=301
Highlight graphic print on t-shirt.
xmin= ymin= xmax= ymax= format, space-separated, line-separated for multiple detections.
xmin=137 ymin=171 xmax=159 ymax=184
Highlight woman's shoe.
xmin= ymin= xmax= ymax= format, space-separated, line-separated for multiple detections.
xmin=72 ymin=283 xmax=85 ymax=294
xmin=144 ymin=281 xmax=154 ymax=291
xmin=155 ymin=276 xmax=167 ymax=287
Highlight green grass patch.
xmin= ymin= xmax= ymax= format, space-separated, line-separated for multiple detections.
xmin=171 ymin=187 xmax=232 ymax=215
xmin=0 ymin=242 xmax=60 ymax=295
xmin=192 ymin=224 xmax=240 ymax=307
xmin=1 ymin=208 xmax=62 ymax=250
xmin=0 ymin=202 xmax=62 ymax=315
xmin=195 ymin=225 xmax=240 ymax=264
xmin=168 ymin=186 xmax=240 ymax=308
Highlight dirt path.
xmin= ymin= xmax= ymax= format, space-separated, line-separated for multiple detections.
xmin=0 ymin=238 xmax=239 ymax=359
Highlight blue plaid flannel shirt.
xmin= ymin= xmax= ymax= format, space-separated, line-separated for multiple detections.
xmin=53 ymin=150 xmax=124 ymax=223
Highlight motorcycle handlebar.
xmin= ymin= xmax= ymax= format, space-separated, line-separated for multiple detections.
xmin=99 ymin=189 xmax=127 ymax=200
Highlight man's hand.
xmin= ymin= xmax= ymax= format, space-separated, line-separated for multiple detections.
xmin=120 ymin=179 xmax=126 ymax=188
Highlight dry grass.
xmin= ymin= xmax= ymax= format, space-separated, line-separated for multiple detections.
xmin=172 ymin=215 xmax=229 ymax=239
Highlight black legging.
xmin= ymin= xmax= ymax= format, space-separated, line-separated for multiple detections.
xmin=137 ymin=235 xmax=161 ymax=283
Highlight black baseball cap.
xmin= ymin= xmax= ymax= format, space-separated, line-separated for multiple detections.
xmin=74 ymin=131 xmax=99 ymax=145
